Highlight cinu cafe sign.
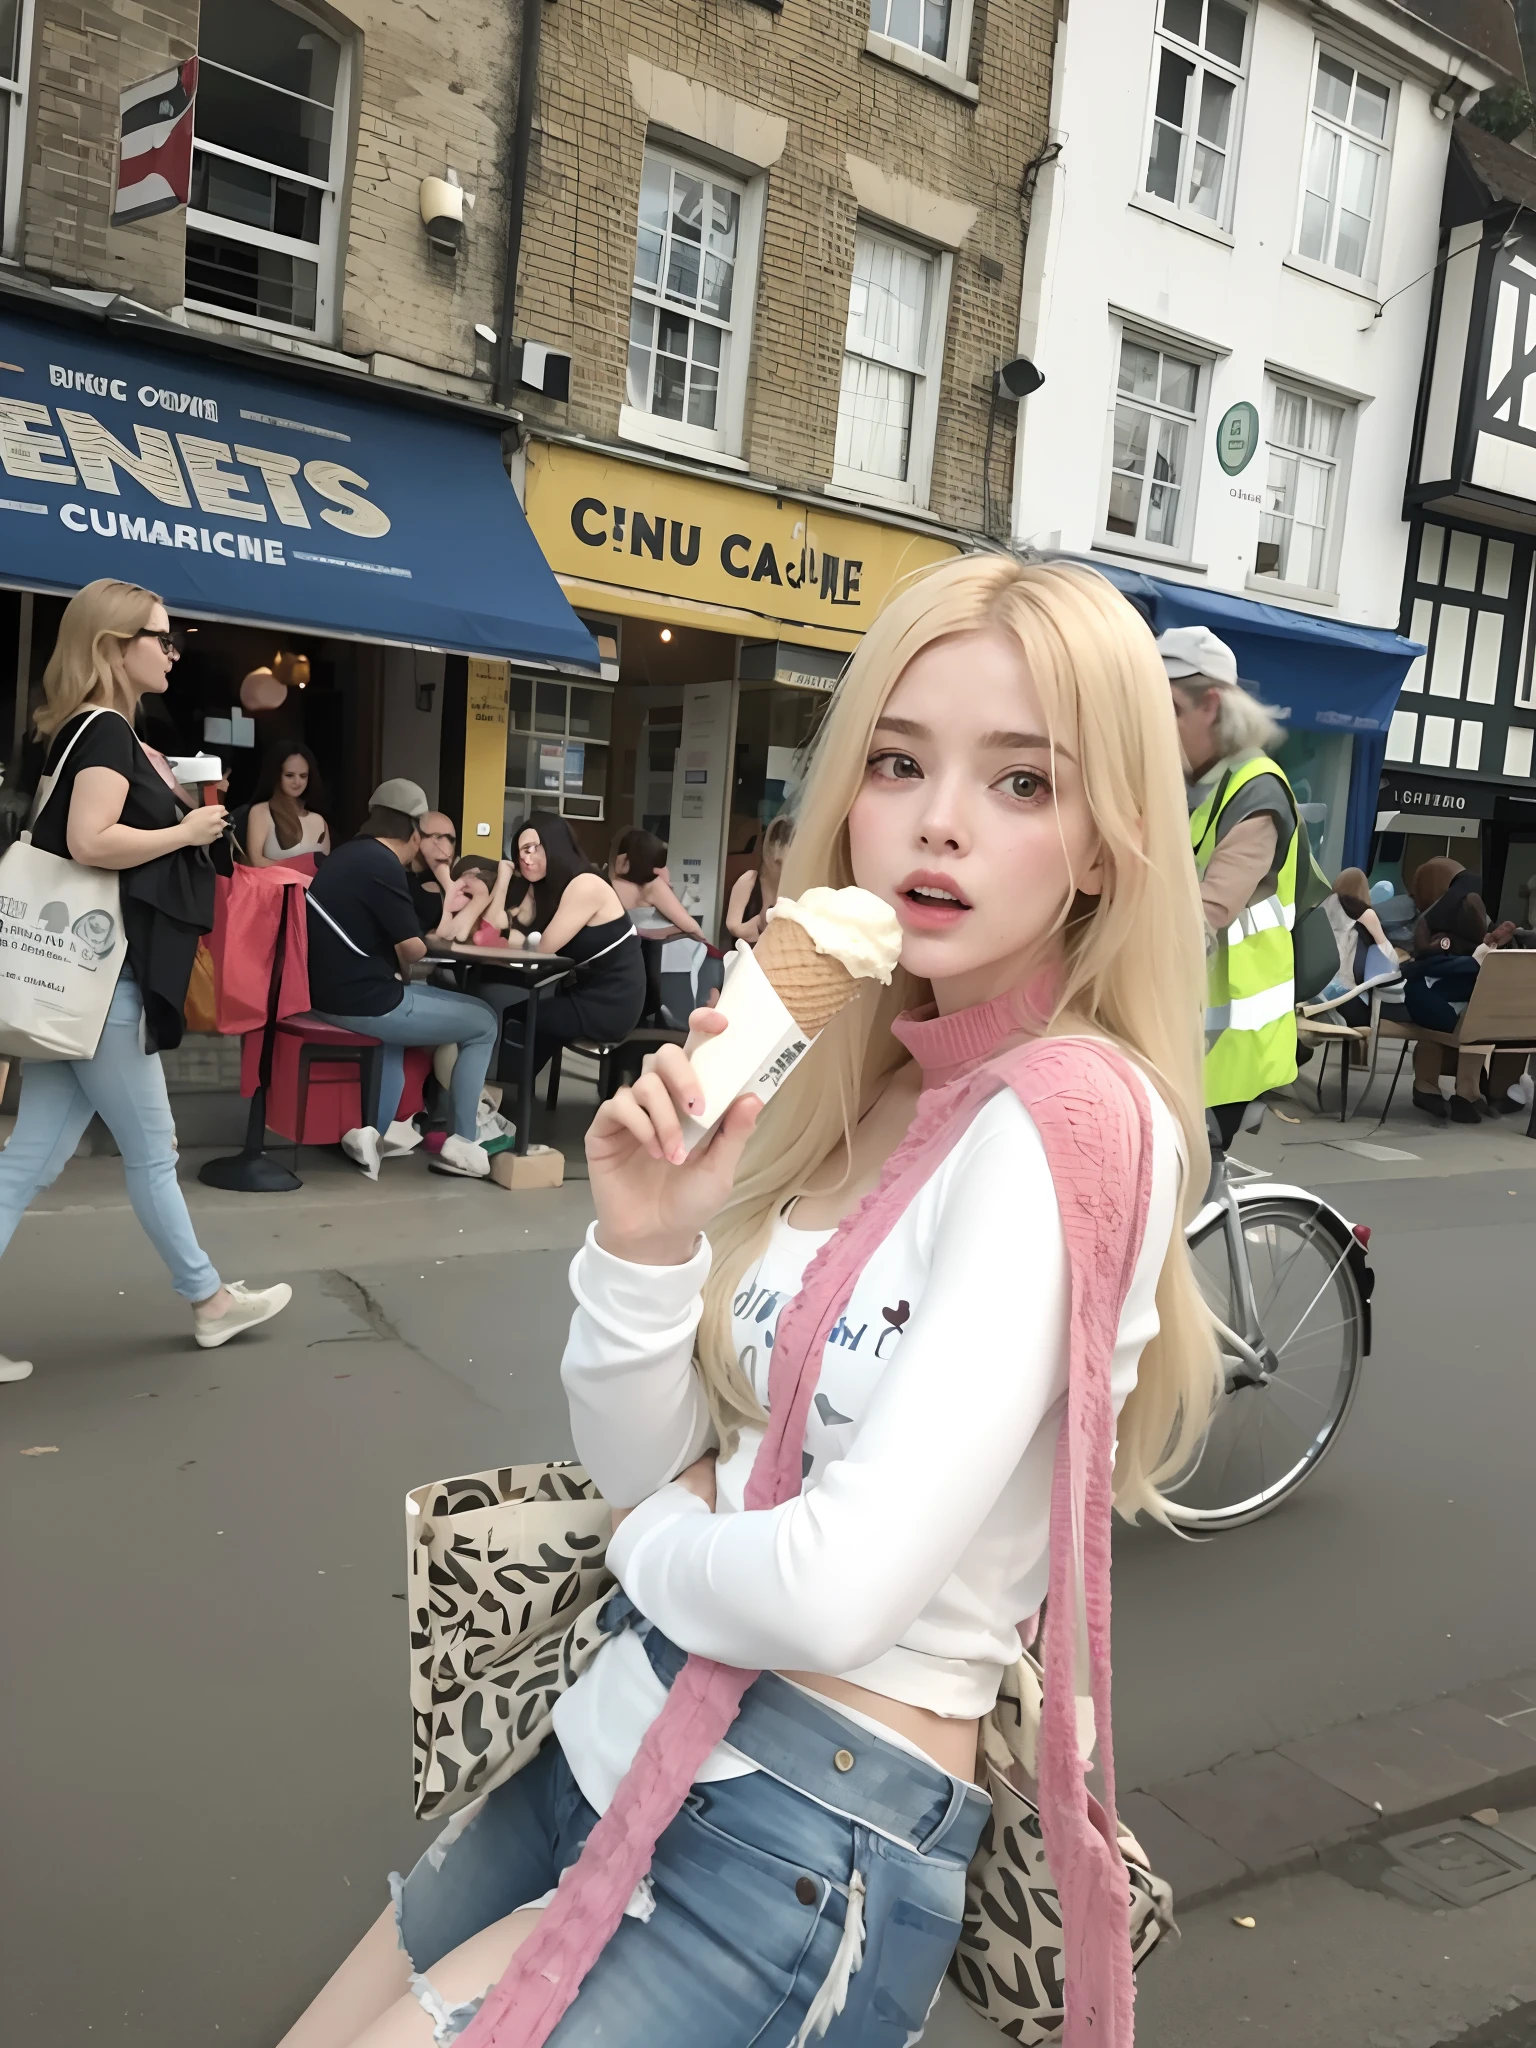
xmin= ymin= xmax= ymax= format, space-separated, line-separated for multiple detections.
xmin=524 ymin=440 xmax=961 ymax=637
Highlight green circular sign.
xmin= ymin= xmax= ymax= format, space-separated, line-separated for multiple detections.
xmin=1216 ymin=401 xmax=1260 ymax=476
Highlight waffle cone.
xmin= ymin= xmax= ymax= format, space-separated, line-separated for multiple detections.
xmin=754 ymin=916 xmax=859 ymax=1035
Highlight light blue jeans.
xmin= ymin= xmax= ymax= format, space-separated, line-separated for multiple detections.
xmin=314 ymin=985 xmax=499 ymax=1140
xmin=0 ymin=974 xmax=220 ymax=1302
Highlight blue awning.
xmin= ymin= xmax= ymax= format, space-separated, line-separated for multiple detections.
xmin=1083 ymin=561 xmax=1421 ymax=736
xmin=0 ymin=300 xmax=598 ymax=670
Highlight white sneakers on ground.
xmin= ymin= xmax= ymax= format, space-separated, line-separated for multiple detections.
xmin=193 ymin=1280 xmax=294 ymax=1351
xmin=341 ymin=1125 xmax=382 ymax=1180
xmin=0 ymin=1354 xmax=34 ymax=1382
xmin=431 ymin=1133 xmax=492 ymax=1179
xmin=342 ymin=1121 xmax=425 ymax=1181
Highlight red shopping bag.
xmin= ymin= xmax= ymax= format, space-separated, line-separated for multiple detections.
xmin=210 ymin=865 xmax=311 ymax=1035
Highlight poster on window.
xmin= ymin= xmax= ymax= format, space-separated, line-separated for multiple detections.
xmin=113 ymin=59 xmax=199 ymax=227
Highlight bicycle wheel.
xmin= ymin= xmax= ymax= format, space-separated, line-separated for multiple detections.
xmin=1166 ymin=1195 xmax=1365 ymax=1529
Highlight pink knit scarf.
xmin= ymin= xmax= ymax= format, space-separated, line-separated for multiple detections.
xmin=458 ymin=990 xmax=1152 ymax=2048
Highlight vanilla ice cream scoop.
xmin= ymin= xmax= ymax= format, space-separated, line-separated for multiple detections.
xmin=764 ymin=886 xmax=903 ymax=985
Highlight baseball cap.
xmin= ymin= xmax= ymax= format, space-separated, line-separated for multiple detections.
xmin=1157 ymin=625 xmax=1239 ymax=688
xmin=369 ymin=777 xmax=430 ymax=819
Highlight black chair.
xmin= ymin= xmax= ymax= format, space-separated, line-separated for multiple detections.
xmin=545 ymin=1026 xmax=687 ymax=1111
xmin=282 ymin=1013 xmax=384 ymax=1164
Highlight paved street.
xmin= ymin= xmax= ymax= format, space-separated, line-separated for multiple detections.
xmin=3 ymin=1091 xmax=1535 ymax=2044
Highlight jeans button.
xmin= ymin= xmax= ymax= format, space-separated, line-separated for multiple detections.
xmin=795 ymin=1875 xmax=818 ymax=1906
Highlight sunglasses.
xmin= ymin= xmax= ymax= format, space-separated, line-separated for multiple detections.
xmin=131 ymin=629 xmax=183 ymax=657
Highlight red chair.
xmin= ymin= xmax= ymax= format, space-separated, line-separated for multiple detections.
xmin=240 ymin=1017 xmax=431 ymax=1152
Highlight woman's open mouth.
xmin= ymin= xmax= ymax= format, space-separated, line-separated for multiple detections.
xmin=896 ymin=871 xmax=972 ymax=931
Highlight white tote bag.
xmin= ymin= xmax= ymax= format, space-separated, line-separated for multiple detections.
xmin=0 ymin=708 xmax=130 ymax=1061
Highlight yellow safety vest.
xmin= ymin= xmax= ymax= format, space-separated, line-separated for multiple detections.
xmin=1190 ymin=752 xmax=1299 ymax=1106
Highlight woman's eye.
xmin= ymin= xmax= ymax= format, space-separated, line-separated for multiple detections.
xmin=1001 ymin=770 xmax=1050 ymax=803
xmin=868 ymin=751 xmax=922 ymax=781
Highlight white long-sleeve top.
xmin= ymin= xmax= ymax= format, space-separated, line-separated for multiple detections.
xmin=552 ymin=1078 xmax=1180 ymax=1809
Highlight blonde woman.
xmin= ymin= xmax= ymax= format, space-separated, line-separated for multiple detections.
xmin=724 ymin=811 xmax=794 ymax=944
xmin=285 ymin=558 xmax=1216 ymax=2047
xmin=0 ymin=581 xmax=290 ymax=1384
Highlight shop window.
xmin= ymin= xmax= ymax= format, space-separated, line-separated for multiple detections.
xmin=1100 ymin=328 xmax=1206 ymax=558
xmin=622 ymin=144 xmax=764 ymax=464
xmin=1295 ymin=47 xmax=1393 ymax=284
xmin=833 ymin=224 xmax=952 ymax=510
xmin=186 ymin=0 xmax=348 ymax=340
xmin=1252 ymin=380 xmax=1352 ymax=597
xmin=1142 ymin=0 xmax=1249 ymax=230
xmin=505 ymin=675 xmax=613 ymax=832
xmin=0 ymin=1 xmax=32 ymax=258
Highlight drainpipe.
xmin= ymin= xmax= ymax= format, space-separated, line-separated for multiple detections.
xmin=495 ymin=0 xmax=543 ymax=407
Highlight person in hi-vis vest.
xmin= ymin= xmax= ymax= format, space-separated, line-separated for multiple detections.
xmin=1161 ymin=626 xmax=1299 ymax=1150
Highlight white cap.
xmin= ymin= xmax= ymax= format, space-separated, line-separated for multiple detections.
xmin=1158 ymin=624 xmax=1239 ymax=688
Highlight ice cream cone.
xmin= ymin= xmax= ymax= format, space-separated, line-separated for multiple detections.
xmin=754 ymin=915 xmax=859 ymax=1035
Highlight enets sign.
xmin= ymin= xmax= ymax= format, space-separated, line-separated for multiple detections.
xmin=0 ymin=304 xmax=596 ymax=668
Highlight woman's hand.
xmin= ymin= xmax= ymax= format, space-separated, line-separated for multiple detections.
xmin=178 ymin=804 xmax=229 ymax=849
xmin=586 ymin=1008 xmax=761 ymax=1264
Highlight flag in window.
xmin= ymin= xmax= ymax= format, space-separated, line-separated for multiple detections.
xmin=113 ymin=58 xmax=200 ymax=227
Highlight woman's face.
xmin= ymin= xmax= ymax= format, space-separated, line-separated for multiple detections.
xmin=120 ymin=604 xmax=176 ymax=697
xmin=280 ymin=754 xmax=309 ymax=800
xmin=517 ymin=831 xmax=547 ymax=882
xmin=847 ymin=628 xmax=1103 ymax=1013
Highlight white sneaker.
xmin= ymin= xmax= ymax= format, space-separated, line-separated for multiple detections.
xmin=380 ymin=1119 xmax=424 ymax=1158
xmin=0 ymin=1354 xmax=34 ymax=1382
xmin=431 ymin=1133 xmax=492 ymax=1180
xmin=341 ymin=1126 xmax=382 ymax=1180
xmin=194 ymin=1280 xmax=294 ymax=1351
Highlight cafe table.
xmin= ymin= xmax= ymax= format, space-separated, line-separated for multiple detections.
xmin=430 ymin=942 xmax=575 ymax=1156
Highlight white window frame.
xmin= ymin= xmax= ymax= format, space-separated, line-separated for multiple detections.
xmin=1096 ymin=321 xmax=1211 ymax=564
xmin=1139 ymin=0 xmax=1251 ymax=233
xmin=1248 ymin=373 xmax=1355 ymax=603
xmin=865 ymin=0 xmax=979 ymax=103
xmin=1291 ymin=43 xmax=1396 ymax=287
xmin=830 ymin=220 xmax=953 ymax=512
xmin=184 ymin=0 xmax=351 ymax=344
xmin=0 ymin=0 xmax=34 ymax=260
xmin=618 ymin=138 xmax=765 ymax=468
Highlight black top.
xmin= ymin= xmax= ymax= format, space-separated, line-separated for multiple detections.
xmin=558 ymin=911 xmax=646 ymax=1040
xmin=31 ymin=708 xmax=223 ymax=1053
xmin=31 ymin=708 xmax=177 ymax=857
xmin=307 ymin=837 xmax=420 ymax=1016
xmin=407 ymin=867 xmax=444 ymax=934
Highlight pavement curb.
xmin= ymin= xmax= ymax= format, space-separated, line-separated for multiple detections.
xmin=1126 ymin=1670 xmax=1536 ymax=1912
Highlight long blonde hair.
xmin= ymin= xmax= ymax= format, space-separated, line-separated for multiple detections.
xmin=698 ymin=555 xmax=1220 ymax=1520
xmin=35 ymin=578 xmax=161 ymax=739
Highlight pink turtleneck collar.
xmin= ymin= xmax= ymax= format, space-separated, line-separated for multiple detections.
xmin=891 ymin=968 xmax=1061 ymax=1089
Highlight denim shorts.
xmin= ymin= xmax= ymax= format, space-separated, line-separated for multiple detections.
xmin=392 ymin=1620 xmax=991 ymax=2047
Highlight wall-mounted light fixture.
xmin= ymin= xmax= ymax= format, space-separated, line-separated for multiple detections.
xmin=994 ymin=357 xmax=1045 ymax=401
xmin=421 ymin=168 xmax=475 ymax=253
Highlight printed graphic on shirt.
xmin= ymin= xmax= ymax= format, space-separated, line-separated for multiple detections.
xmin=732 ymin=1262 xmax=892 ymax=1489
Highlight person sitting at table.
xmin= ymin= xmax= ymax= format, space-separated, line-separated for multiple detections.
xmin=406 ymin=808 xmax=459 ymax=933
xmin=439 ymin=855 xmax=518 ymax=946
xmin=490 ymin=811 xmax=646 ymax=1080
xmin=305 ymin=793 xmax=499 ymax=1183
xmin=246 ymin=744 xmax=330 ymax=871
xmin=609 ymin=826 xmax=707 ymax=1023
xmin=1404 ymin=855 xmax=1524 ymax=1122
xmin=724 ymin=811 xmax=794 ymax=944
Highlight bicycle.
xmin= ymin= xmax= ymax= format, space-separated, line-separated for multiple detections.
xmin=1162 ymin=1122 xmax=1374 ymax=1530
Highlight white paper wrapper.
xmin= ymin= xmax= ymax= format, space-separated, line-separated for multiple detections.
xmin=678 ymin=942 xmax=814 ymax=1154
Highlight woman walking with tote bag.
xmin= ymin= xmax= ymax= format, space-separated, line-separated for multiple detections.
xmin=0 ymin=580 xmax=291 ymax=1383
